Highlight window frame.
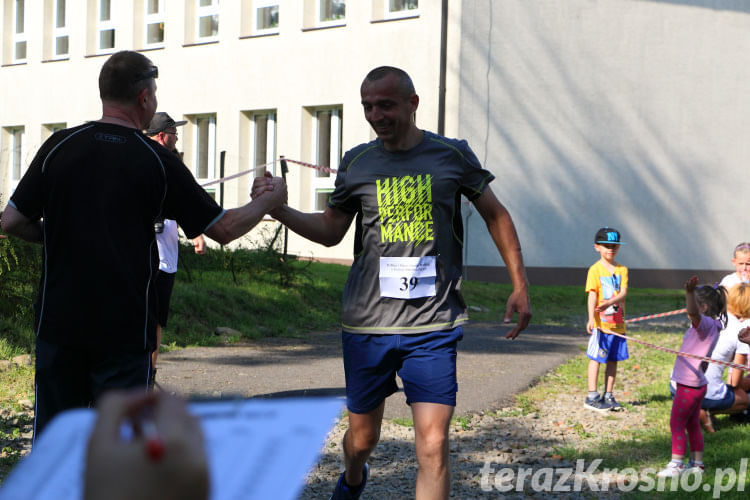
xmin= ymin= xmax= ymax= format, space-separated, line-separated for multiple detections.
xmin=192 ymin=114 xmax=217 ymax=182
xmin=196 ymin=0 xmax=220 ymax=42
xmin=97 ymin=0 xmax=116 ymax=54
xmin=317 ymin=0 xmax=345 ymax=28
xmin=384 ymin=0 xmax=419 ymax=20
xmin=250 ymin=111 xmax=277 ymax=177
xmin=13 ymin=0 xmax=27 ymax=63
xmin=7 ymin=127 xmax=27 ymax=193
xmin=144 ymin=0 xmax=165 ymax=48
xmin=52 ymin=0 xmax=69 ymax=59
xmin=310 ymin=108 xmax=341 ymax=211
xmin=253 ymin=0 xmax=279 ymax=35
xmin=314 ymin=188 xmax=334 ymax=212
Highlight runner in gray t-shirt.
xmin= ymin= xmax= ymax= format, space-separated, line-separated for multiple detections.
xmin=252 ymin=66 xmax=531 ymax=500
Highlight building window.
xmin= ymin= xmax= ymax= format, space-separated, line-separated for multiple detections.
xmin=13 ymin=0 xmax=26 ymax=62
xmin=386 ymin=0 xmax=418 ymax=18
xmin=251 ymin=111 xmax=276 ymax=176
xmin=197 ymin=0 xmax=219 ymax=40
xmin=145 ymin=0 xmax=165 ymax=46
xmin=314 ymin=109 xmax=341 ymax=179
xmin=53 ymin=0 xmax=69 ymax=58
xmin=310 ymin=108 xmax=341 ymax=210
xmin=98 ymin=0 xmax=116 ymax=53
xmin=43 ymin=122 xmax=66 ymax=141
xmin=319 ymin=0 xmax=345 ymax=25
xmin=5 ymin=127 xmax=26 ymax=192
xmin=254 ymin=0 xmax=279 ymax=34
xmin=192 ymin=114 xmax=217 ymax=180
xmin=314 ymin=189 xmax=333 ymax=212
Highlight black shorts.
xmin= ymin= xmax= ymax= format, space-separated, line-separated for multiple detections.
xmin=34 ymin=337 xmax=151 ymax=442
xmin=155 ymin=270 xmax=176 ymax=327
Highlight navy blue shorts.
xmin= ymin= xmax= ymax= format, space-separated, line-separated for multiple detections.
xmin=586 ymin=330 xmax=629 ymax=363
xmin=342 ymin=327 xmax=463 ymax=414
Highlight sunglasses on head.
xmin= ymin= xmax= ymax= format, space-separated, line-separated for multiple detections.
xmin=134 ymin=66 xmax=158 ymax=83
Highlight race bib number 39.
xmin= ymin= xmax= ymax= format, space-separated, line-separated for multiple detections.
xmin=379 ymin=256 xmax=437 ymax=299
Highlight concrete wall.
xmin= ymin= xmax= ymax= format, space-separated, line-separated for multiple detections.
xmin=458 ymin=0 xmax=750 ymax=286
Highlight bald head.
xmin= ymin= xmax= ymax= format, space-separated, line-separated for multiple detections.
xmin=362 ymin=66 xmax=415 ymax=99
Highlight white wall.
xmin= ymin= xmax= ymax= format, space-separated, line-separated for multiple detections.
xmin=458 ymin=0 xmax=750 ymax=272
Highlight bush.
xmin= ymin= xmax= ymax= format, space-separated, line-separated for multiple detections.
xmin=0 ymin=235 xmax=40 ymax=357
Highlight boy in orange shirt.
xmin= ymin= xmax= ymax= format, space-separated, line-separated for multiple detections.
xmin=584 ymin=227 xmax=628 ymax=412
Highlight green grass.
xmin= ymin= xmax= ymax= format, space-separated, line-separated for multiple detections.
xmin=518 ymin=329 xmax=750 ymax=498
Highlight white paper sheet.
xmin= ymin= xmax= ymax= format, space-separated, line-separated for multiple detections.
xmin=0 ymin=398 xmax=342 ymax=500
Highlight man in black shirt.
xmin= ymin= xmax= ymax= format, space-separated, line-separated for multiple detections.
xmin=1 ymin=51 xmax=286 ymax=440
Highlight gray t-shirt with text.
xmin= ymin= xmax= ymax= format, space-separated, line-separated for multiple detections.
xmin=329 ymin=131 xmax=494 ymax=334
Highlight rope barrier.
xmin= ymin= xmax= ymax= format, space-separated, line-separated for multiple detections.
xmin=199 ymin=160 xmax=276 ymax=188
xmin=197 ymin=157 xmax=335 ymax=188
xmin=594 ymin=308 xmax=748 ymax=370
xmin=284 ymin=158 xmax=337 ymax=175
xmin=625 ymin=308 xmax=687 ymax=323
xmin=607 ymin=330 xmax=748 ymax=371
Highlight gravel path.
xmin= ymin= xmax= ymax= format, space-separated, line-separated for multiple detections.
xmin=156 ymin=322 xmax=647 ymax=499
xmin=3 ymin=319 xmax=686 ymax=497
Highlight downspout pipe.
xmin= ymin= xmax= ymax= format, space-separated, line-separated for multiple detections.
xmin=438 ymin=0 xmax=448 ymax=135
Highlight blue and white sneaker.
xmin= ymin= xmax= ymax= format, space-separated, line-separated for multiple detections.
xmin=603 ymin=394 xmax=624 ymax=411
xmin=329 ymin=463 xmax=369 ymax=500
xmin=583 ymin=394 xmax=612 ymax=413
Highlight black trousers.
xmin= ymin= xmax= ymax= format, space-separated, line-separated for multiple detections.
xmin=34 ymin=337 xmax=151 ymax=444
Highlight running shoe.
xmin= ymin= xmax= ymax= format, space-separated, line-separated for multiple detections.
xmin=657 ymin=461 xmax=685 ymax=478
xmin=329 ymin=463 xmax=369 ymax=500
xmin=603 ymin=394 xmax=623 ymax=411
xmin=583 ymin=394 xmax=612 ymax=413
xmin=684 ymin=461 xmax=705 ymax=476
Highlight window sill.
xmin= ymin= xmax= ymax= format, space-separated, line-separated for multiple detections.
xmin=1 ymin=61 xmax=27 ymax=67
xmin=85 ymin=50 xmax=116 ymax=58
xmin=301 ymin=22 xmax=346 ymax=32
xmin=239 ymin=31 xmax=279 ymax=39
xmin=183 ymin=39 xmax=220 ymax=48
xmin=42 ymin=57 xmax=70 ymax=63
xmin=138 ymin=46 xmax=166 ymax=52
xmin=371 ymin=13 xmax=420 ymax=24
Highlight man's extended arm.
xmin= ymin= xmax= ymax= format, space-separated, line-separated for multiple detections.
xmin=252 ymin=173 xmax=354 ymax=247
xmin=204 ymin=178 xmax=287 ymax=245
xmin=270 ymin=205 xmax=354 ymax=247
xmin=0 ymin=205 xmax=43 ymax=244
xmin=472 ymin=187 xmax=532 ymax=339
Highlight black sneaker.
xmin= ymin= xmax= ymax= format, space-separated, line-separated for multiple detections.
xmin=329 ymin=463 xmax=369 ymax=500
xmin=583 ymin=394 xmax=612 ymax=413
xmin=603 ymin=394 xmax=623 ymax=411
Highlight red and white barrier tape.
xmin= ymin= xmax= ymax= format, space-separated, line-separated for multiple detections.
xmin=199 ymin=160 xmax=276 ymax=188
xmin=625 ymin=308 xmax=687 ymax=323
xmin=284 ymin=158 xmax=337 ymax=175
xmin=607 ymin=330 xmax=748 ymax=371
xmin=198 ymin=157 xmax=336 ymax=189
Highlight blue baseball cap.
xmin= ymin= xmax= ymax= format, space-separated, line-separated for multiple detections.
xmin=595 ymin=227 xmax=625 ymax=245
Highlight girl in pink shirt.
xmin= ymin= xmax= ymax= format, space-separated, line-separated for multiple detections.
xmin=658 ymin=276 xmax=726 ymax=478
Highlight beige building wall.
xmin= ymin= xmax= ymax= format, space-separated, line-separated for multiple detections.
xmin=0 ymin=0 xmax=443 ymax=263
xmin=458 ymin=0 xmax=750 ymax=285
